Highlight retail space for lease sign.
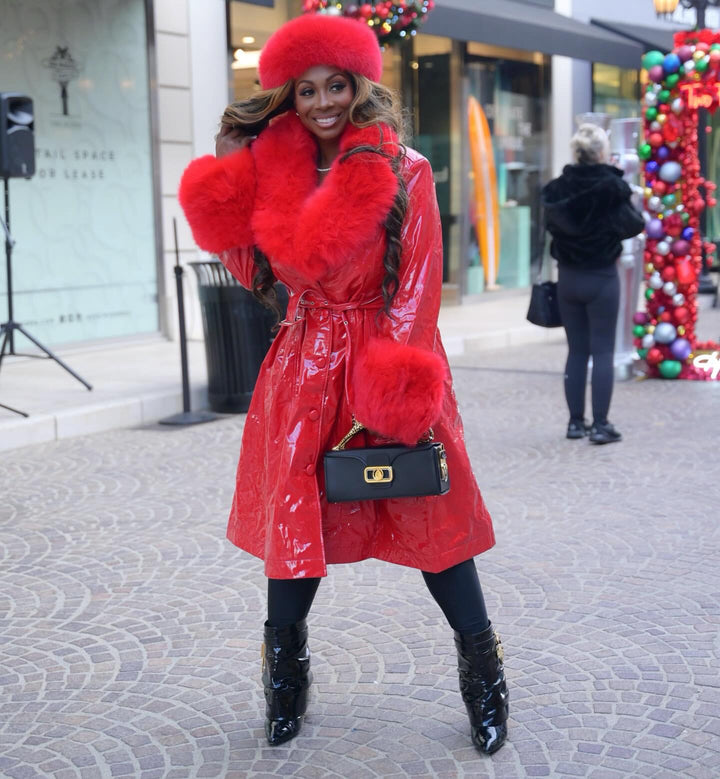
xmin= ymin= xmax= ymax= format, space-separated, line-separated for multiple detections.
xmin=0 ymin=0 xmax=158 ymax=345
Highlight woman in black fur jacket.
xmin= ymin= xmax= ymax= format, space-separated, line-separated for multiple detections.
xmin=542 ymin=124 xmax=645 ymax=444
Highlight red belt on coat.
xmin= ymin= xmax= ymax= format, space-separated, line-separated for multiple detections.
xmin=280 ymin=290 xmax=383 ymax=326
xmin=280 ymin=291 xmax=385 ymax=408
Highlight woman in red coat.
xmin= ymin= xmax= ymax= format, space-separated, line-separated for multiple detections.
xmin=179 ymin=13 xmax=507 ymax=755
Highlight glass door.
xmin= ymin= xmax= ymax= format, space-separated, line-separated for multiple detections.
xmin=465 ymin=52 xmax=550 ymax=292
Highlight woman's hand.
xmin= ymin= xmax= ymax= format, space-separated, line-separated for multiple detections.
xmin=215 ymin=124 xmax=254 ymax=159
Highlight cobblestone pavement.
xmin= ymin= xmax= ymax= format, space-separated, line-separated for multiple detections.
xmin=1 ymin=341 xmax=719 ymax=779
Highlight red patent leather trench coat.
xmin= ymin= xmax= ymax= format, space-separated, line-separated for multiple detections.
xmin=179 ymin=112 xmax=495 ymax=578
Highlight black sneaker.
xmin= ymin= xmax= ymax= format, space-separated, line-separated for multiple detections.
xmin=566 ymin=419 xmax=591 ymax=439
xmin=589 ymin=421 xmax=622 ymax=445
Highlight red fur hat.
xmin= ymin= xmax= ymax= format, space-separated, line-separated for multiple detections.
xmin=258 ymin=14 xmax=383 ymax=90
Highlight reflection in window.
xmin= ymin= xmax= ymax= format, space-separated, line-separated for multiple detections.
xmin=593 ymin=64 xmax=640 ymax=119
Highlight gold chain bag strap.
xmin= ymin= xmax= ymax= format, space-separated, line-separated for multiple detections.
xmin=323 ymin=417 xmax=450 ymax=503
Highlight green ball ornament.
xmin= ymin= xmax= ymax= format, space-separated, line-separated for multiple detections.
xmin=658 ymin=359 xmax=682 ymax=379
xmin=696 ymin=58 xmax=709 ymax=73
xmin=662 ymin=194 xmax=676 ymax=207
xmin=637 ymin=348 xmax=648 ymax=359
xmin=633 ymin=324 xmax=646 ymax=337
xmin=658 ymin=89 xmax=671 ymax=104
xmin=646 ymin=106 xmax=658 ymax=121
xmin=665 ymin=74 xmax=680 ymax=88
xmin=712 ymin=43 xmax=720 ymax=50
xmin=645 ymin=288 xmax=655 ymax=300
xmin=638 ymin=143 xmax=652 ymax=160
xmin=681 ymin=212 xmax=690 ymax=225
xmin=642 ymin=50 xmax=665 ymax=70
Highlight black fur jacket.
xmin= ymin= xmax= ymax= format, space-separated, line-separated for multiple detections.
xmin=542 ymin=163 xmax=645 ymax=269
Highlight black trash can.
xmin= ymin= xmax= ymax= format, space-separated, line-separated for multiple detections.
xmin=190 ymin=261 xmax=287 ymax=413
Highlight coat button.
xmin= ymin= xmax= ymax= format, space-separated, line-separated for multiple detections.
xmin=316 ymin=356 xmax=326 ymax=368
xmin=308 ymin=409 xmax=319 ymax=421
xmin=305 ymin=464 xmax=315 ymax=475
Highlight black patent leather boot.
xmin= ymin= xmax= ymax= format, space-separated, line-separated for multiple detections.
xmin=454 ymin=622 xmax=509 ymax=755
xmin=262 ymin=619 xmax=312 ymax=745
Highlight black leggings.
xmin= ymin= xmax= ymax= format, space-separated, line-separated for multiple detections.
xmin=557 ymin=263 xmax=619 ymax=425
xmin=267 ymin=558 xmax=489 ymax=635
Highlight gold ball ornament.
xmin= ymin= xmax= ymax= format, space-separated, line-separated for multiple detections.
xmin=647 ymin=325 xmax=656 ymax=334
xmin=646 ymin=263 xmax=655 ymax=273
xmin=677 ymin=325 xmax=686 ymax=335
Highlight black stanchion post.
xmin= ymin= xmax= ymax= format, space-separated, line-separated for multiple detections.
xmin=159 ymin=219 xmax=219 ymax=426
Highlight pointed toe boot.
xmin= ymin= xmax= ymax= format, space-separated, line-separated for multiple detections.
xmin=454 ymin=622 xmax=509 ymax=755
xmin=262 ymin=619 xmax=312 ymax=746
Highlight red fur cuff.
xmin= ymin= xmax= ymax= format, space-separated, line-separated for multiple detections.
xmin=352 ymin=338 xmax=447 ymax=445
xmin=178 ymin=150 xmax=255 ymax=254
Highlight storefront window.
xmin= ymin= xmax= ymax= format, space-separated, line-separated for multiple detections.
xmin=465 ymin=45 xmax=550 ymax=293
xmin=0 ymin=0 xmax=157 ymax=345
xmin=229 ymin=0 xmax=303 ymax=99
xmin=593 ymin=64 xmax=640 ymax=119
xmin=406 ymin=36 xmax=459 ymax=287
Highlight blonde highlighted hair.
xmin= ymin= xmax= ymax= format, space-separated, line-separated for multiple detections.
xmin=571 ymin=124 xmax=610 ymax=165
xmin=220 ymin=73 xmax=406 ymax=140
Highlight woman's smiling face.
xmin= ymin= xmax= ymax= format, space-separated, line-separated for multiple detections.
xmin=294 ymin=65 xmax=354 ymax=142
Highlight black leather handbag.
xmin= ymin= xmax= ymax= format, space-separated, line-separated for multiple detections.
xmin=323 ymin=419 xmax=450 ymax=503
xmin=526 ymin=280 xmax=562 ymax=328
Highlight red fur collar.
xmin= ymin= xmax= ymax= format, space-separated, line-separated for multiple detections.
xmin=251 ymin=112 xmax=400 ymax=279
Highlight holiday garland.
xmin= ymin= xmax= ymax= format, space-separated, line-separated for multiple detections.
xmin=636 ymin=30 xmax=720 ymax=380
xmin=303 ymin=1 xmax=435 ymax=46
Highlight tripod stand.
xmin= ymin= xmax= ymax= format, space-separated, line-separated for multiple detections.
xmin=1 ymin=176 xmax=92 ymax=417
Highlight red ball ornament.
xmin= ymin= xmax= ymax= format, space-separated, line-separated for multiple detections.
xmin=659 ymin=311 xmax=673 ymax=322
xmin=663 ymin=214 xmax=684 ymax=236
xmin=652 ymin=180 xmax=668 ymax=195
xmin=359 ymin=3 xmax=373 ymax=17
xmin=646 ymin=347 xmax=664 ymax=366
xmin=674 ymin=306 xmax=690 ymax=324
xmin=661 ymin=266 xmax=676 ymax=282
xmin=649 ymin=132 xmax=664 ymax=148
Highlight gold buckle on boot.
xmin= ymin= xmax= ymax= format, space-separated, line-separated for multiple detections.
xmin=494 ymin=632 xmax=505 ymax=664
xmin=261 ymin=642 xmax=266 ymax=673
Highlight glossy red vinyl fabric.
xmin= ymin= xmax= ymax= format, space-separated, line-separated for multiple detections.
xmin=180 ymin=114 xmax=495 ymax=579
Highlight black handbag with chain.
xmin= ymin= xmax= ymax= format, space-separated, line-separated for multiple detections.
xmin=323 ymin=418 xmax=450 ymax=503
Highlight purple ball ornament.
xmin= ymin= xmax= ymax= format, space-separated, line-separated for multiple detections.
xmin=646 ymin=219 xmax=665 ymax=240
xmin=672 ymin=239 xmax=690 ymax=256
xmin=677 ymin=45 xmax=694 ymax=62
xmin=633 ymin=311 xmax=649 ymax=325
xmin=657 ymin=146 xmax=670 ymax=161
xmin=682 ymin=227 xmax=694 ymax=240
xmin=648 ymin=65 xmax=665 ymax=82
xmin=670 ymin=337 xmax=692 ymax=360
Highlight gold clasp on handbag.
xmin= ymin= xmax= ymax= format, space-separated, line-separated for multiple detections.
xmin=363 ymin=465 xmax=393 ymax=484
xmin=437 ymin=443 xmax=448 ymax=481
